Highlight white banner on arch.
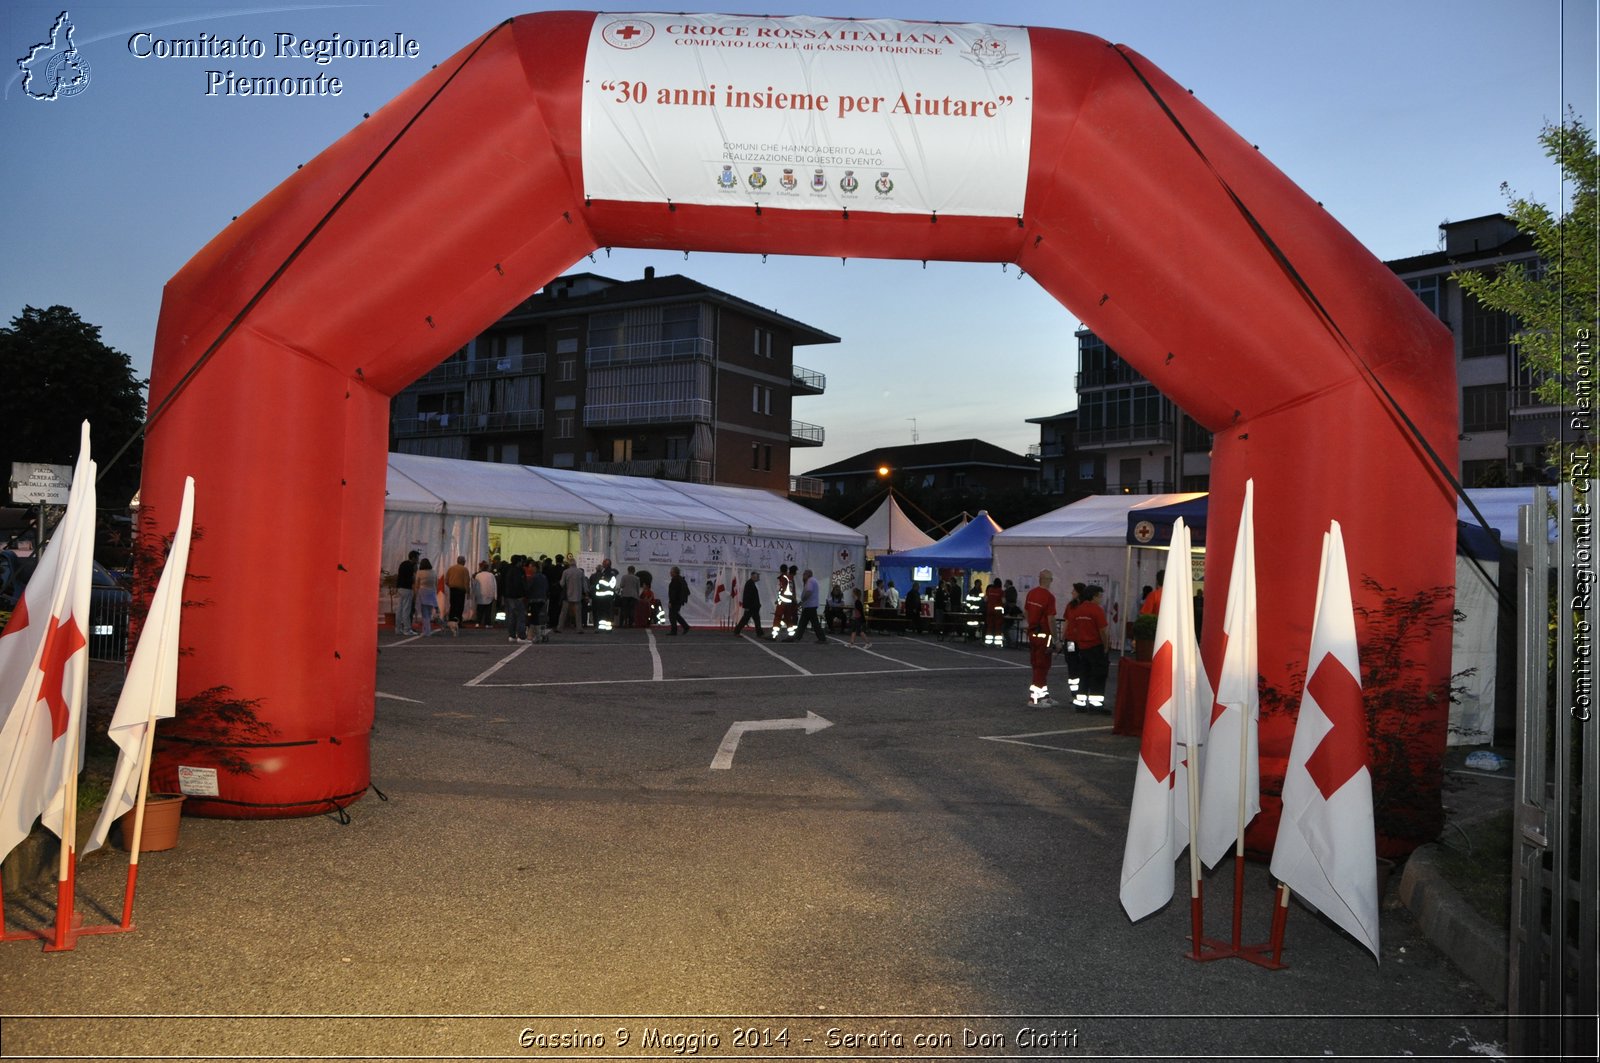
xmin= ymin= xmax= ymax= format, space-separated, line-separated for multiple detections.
xmin=582 ymin=13 xmax=1034 ymax=218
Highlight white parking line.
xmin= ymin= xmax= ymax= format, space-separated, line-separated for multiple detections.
xmin=647 ymin=629 xmax=664 ymax=681
xmin=464 ymin=641 xmax=530 ymax=686
xmin=980 ymin=725 xmax=1131 ymax=761
xmin=474 ymin=662 xmax=1019 ymax=688
xmin=742 ymin=634 xmax=815 ymax=676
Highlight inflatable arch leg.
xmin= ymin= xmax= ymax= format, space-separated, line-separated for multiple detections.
xmin=142 ymin=13 xmax=1456 ymax=849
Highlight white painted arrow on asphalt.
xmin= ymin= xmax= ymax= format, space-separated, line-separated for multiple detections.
xmin=710 ymin=711 xmax=834 ymax=770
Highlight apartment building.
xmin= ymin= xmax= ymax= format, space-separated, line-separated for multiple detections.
xmin=390 ymin=270 xmax=837 ymax=495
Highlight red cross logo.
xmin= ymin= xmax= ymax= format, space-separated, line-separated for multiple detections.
xmin=603 ymin=19 xmax=654 ymax=49
xmin=1303 ymin=652 xmax=1367 ymax=800
xmin=38 ymin=614 xmax=86 ymax=740
xmin=1139 ymin=641 xmax=1174 ymax=785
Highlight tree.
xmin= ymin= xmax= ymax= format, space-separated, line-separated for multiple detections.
xmin=1456 ymin=112 xmax=1598 ymax=408
xmin=0 ymin=305 xmax=146 ymax=506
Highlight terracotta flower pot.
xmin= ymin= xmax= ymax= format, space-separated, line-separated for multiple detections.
xmin=118 ymin=793 xmax=185 ymax=852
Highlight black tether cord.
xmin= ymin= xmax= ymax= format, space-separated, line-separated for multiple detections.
xmin=1110 ymin=45 xmax=1514 ymax=614
xmin=98 ymin=18 xmax=519 ymax=487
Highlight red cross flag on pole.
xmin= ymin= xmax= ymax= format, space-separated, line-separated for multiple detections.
xmin=1120 ymin=517 xmax=1200 ymax=923
xmin=1198 ymin=477 xmax=1262 ymax=877
xmin=1269 ymin=520 xmax=1381 ymax=961
xmin=0 ymin=422 xmax=96 ymax=947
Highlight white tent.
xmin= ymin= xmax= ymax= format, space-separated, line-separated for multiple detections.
xmin=854 ymin=493 xmax=935 ymax=556
xmin=991 ymin=493 xmax=1203 ymax=633
xmin=384 ymin=453 xmax=866 ymax=625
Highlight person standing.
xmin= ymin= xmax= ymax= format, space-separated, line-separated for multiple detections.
xmin=416 ymin=557 xmax=439 ymax=636
xmin=559 ymin=558 xmax=586 ymax=633
xmin=443 ymin=555 xmax=471 ymax=636
xmin=1024 ymin=570 xmax=1059 ymax=708
xmin=667 ymin=566 xmax=692 ymax=634
xmin=527 ymin=562 xmax=550 ymax=642
xmin=591 ymin=558 xmax=619 ymax=631
xmin=502 ymin=555 xmax=528 ymax=641
xmin=1066 ymin=584 xmax=1110 ymax=710
xmin=1141 ymin=571 xmax=1165 ymax=616
xmin=984 ymin=577 xmax=1006 ymax=647
xmin=394 ymin=550 xmax=418 ymax=636
xmin=472 ymin=561 xmax=498 ymax=629
xmin=848 ymin=586 xmax=870 ymax=649
xmin=905 ymin=583 xmax=923 ymax=635
xmin=618 ymin=565 xmax=640 ymax=629
xmin=797 ymin=568 xmax=827 ymax=644
xmin=733 ymin=571 xmax=763 ymax=635
xmin=1062 ymin=582 xmax=1086 ymax=700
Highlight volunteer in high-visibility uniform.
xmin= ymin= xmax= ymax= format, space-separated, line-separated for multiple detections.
xmin=591 ymin=559 xmax=619 ymax=631
xmin=984 ymin=577 xmax=1006 ymax=647
xmin=1024 ymin=570 xmax=1059 ymax=707
xmin=1065 ymin=584 xmax=1109 ymax=709
xmin=770 ymin=565 xmax=796 ymax=640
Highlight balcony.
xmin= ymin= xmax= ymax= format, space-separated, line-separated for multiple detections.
xmin=790 ymin=419 xmax=825 ymax=447
xmin=582 ymin=458 xmax=712 ymax=483
xmin=1105 ymin=479 xmax=1176 ymax=495
xmin=791 ymin=364 xmax=826 ymax=395
xmin=413 ymin=352 xmax=547 ymax=386
xmin=788 ymin=475 xmax=825 ymax=499
xmin=583 ymin=398 xmax=714 ymax=427
xmin=1028 ymin=441 xmax=1066 ymax=460
xmin=585 ymin=337 xmax=714 ymax=367
xmin=1075 ymin=419 xmax=1175 ymax=449
xmin=392 ymin=409 xmax=545 ymax=436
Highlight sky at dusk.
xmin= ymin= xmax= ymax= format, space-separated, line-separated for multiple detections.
xmin=2 ymin=0 xmax=1594 ymax=476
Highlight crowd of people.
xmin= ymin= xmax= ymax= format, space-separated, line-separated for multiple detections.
xmin=392 ymin=551 xmax=664 ymax=642
xmin=392 ymin=554 xmax=1137 ymax=711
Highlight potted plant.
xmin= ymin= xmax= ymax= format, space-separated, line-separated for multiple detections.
xmin=1130 ymin=611 xmax=1159 ymax=661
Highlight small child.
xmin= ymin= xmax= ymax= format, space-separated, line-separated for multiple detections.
xmin=849 ymin=587 xmax=871 ymax=649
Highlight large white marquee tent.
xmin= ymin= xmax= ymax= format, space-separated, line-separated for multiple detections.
xmin=384 ymin=453 xmax=866 ymax=625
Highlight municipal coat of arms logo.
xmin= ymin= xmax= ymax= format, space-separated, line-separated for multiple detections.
xmin=717 ymin=165 xmax=738 ymax=190
xmin=811 ymin=169 xmax=827 ymax=192
xmin=839 ymin=170 xmax=859 ymax=194
xmin=780 ymin=169 xmax=798 ymax=191
xmin=747 ymin=167 xmax=767 ymax=190
xmin=874 ymin=172 xmax=894 ymax=195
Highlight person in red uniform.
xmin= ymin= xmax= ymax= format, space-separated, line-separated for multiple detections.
xmin=1061 ymin=582 xmax=1086 ymax=698
xmin=1024 ymin=570 xmax=1059 ymax=707
xmin=1066 ymin=584 xmax=1109 ymax=710
xmin=1140 ymin=570 xmax=1165 ymax=616
xmin=984 ymin=577 xmax=1006 ymax=646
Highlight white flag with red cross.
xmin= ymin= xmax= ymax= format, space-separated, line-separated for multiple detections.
xmin=1119 ymin=518 xmax=1200 ymax=921
xmin=0 ymin=422 xmax=96 ymax=863
xmin=1269 ymin=520 xmax=1381 ymax=960
xmin=1198 ymin=478 xmax=1261 ymax=867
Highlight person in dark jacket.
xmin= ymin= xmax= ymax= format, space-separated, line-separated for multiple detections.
xmin=667 ymin=567 xmax=692 ymax=635
xmin=502 ymin=555 xmax=528 ymax=641
xmin=733 ymin=571 xmax=762 ymax=635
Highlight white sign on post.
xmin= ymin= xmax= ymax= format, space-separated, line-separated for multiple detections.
xmin=9 ymin=462 xmax=73 ymax=505
xmin=583 ymin=13 xmax=1034 ymax=218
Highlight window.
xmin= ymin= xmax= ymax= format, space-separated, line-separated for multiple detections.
xmin=1405 ymin=276 xmax=1442 ymax=319
xmin=554 ymin=394 xmax=576 ymax=411
xmin=752 ymin=385 xmax=761 ymax=413
xmin=753 ymin=328 xmax=772 ymax=358
xmin=921 ymin=473 xmax=936 ymax=488
xmin=763 ymin=445 xmax=772 ymax=471
xmin=1461 ymin=384 xmax=1506 ymax=432
xmin=612 ymin=438 xmax=632 ymax=461
xmin=764 ymin=387 xmax=772 ymax=415
xmin=556 ymin=415 xmax=574 ymax=438
xmin=558 ymin=358 xmax=576 ymax=382
xmin=552 ymin=452 xmax=575 ymax=468
xmin=751 ymin=443 xmax=761 ymax=469
xmin=1461 ymin=287 xmax=1513 ymax=359
xmin=666 ymin=436 xmax=689 ymax=460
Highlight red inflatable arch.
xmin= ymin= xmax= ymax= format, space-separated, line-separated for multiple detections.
xmin=142 ymin=12 xmax=1456 ymax=844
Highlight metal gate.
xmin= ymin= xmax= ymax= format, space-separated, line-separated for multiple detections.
xmin=1510 ymin=484 xmax=1599 ymax=1056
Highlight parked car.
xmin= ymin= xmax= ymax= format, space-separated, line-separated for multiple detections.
xmin=0 ymin=549 xmax=131 ymax=662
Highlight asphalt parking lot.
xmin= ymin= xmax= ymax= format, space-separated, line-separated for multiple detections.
xmin=0 ymin=624 xmax=1505 ymax=1060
